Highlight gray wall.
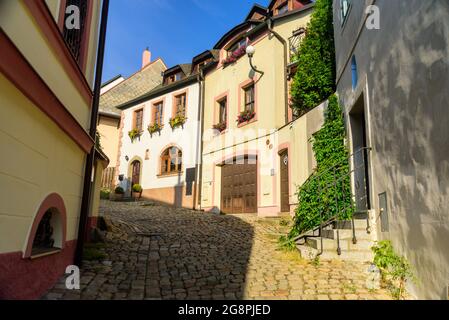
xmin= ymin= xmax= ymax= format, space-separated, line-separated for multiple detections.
xmin=333 ymin=0 xmax=449 ymax=299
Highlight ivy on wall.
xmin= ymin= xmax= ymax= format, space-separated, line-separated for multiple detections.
xmin=290 ymin=0 xmax=336 ymax=116
xmin=286 ymin=95 xmax=352 ymax=240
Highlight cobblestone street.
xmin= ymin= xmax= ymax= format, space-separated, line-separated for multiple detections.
xmin=44 ymin=200 xmax=391 ymax=300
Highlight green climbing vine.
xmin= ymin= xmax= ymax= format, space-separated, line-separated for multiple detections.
xmin=281 ymin=95 xmax=352 ymax=246
xmin=290 ymin=0 xmax=336 ymax=116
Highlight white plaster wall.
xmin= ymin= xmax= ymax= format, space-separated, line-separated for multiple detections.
xmin=118 ymin=83 xmax=200 ymax=192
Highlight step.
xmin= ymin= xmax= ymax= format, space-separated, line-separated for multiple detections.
xmin=306 ymin=237 xmax=374 ymax=251
xmin=333 ymin=219 xmax=369 ymax=230
xmin=321 ymin=228 xmax=375 ymax=241
xmin=297 ymin=244 xmax=374 ymax=262
xmin=322 ymin=229 xmax=353 ymax=240
xmin=354 ymin=211 xmax=370 ymax=219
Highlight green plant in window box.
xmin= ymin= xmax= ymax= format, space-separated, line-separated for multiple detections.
xmin=132 ymin=184 xmax=143 ymax=200
xmin=128 ymin=129 xmax=142 ymax=142
xmin=169 ymin=114 xmax=186 ymax=129
xmin=212 ymin=122 xmax=227 ymax=132
xmin=148 ymin=123 xmax=163 ymax=136
xmin=236 ymin=110 xmax=256 ymax=125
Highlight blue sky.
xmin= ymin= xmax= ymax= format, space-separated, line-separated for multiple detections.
xmin=102 ymin=0 xmax=270 ymax=82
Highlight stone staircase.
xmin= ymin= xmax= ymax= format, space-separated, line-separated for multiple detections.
xmin=296 ymin=212 xmax=376 ymax=262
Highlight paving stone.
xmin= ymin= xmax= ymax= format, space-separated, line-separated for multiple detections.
xmin=42 ymin=200 xmax=394 ymax=301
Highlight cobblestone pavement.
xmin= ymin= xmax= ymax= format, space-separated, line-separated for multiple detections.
xmin=43 ymin=200 xmax=392 ymax=300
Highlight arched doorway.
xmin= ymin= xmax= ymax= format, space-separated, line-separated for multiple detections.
xmin=131 ymin=160 xmax=141 ymax=186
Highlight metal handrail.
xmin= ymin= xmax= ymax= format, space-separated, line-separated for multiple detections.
xmin=294 ymin=147 xmax=372 ymax=256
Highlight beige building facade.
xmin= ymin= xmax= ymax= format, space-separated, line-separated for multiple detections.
xmin=0 ymin=0 xmax=106 ymax=299
xmin=200 ymin=1 xmax=324 ymax=216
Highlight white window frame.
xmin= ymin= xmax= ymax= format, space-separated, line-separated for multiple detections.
xmin=340 ymin=0 xmax=351 ymax=26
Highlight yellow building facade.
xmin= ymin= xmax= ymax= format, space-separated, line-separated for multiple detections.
xmin=0 ymin=0 xmax=105 ymax=299
xmin=200 ymin=1 xmax=324 ymax=216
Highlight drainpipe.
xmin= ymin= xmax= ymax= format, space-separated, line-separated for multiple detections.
xmin=75 ymin=0 xmax=110 ymax=267
xmin=267 ymin=18 xmax=289 ymax=125
xmin=194 ymin=68 xmax=205 ymax=210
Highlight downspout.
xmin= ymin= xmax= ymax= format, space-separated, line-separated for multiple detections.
xmin=194 ymin=68 xmax=205 ymax=210
xmin=75 ymin=0 xmax=110 ymax=267
xmin=267 ymin=18 xmax=289 ymax=125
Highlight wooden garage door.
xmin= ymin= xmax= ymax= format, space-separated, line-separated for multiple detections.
xmin=221 ymin=158 xmax=257 ymax=214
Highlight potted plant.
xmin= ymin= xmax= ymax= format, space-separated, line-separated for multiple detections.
xmin=169 ymin=114 xmax=186 ymax=130
xmin=128 ymin=129 xmax=142 ymax=142
xmin=114 ymin=186 xmax=125 ymax=201
xmin=148 ymin=123 xmax=163 ymax=136
xmin=236 ymin=110 xmax=256 ymax=125
xmin=132 ymin=184 xmax=143 ymax=200
xmin=212 ymin=122 xmax=227 ymax=133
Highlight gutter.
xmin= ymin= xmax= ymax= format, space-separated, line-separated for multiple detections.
xmin=75 ymin=0 xmax=110 ymax=267
xmin=193 ymin=68 xmax=205 ymax=210
xmin=99 ymin=110 xmax=121 ymax=119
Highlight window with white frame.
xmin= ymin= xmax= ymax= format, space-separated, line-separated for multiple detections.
xmin=340 ymin=0 xmax=351 ymax=25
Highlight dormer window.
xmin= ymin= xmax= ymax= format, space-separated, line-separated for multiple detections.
xmin=165 ymin=72 xmax=183 ymax=85
xmin=276 ymin=2 xmax=289 ymax=15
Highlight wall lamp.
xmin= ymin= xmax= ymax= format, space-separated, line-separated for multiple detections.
xmin=246 ymin=45 xmax=264 ymax=76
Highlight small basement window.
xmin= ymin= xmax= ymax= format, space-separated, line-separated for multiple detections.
xmin=31 ymin=209 xmax=62 ymax=257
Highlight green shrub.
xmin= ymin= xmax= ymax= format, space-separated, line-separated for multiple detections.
xmin=83 ymin=243 xmax=107 ymax=261
xmin=290 ymin=0 xmax=336 ymax=115
xmin=132 ymin=184 xmax=143 ymax=193
xmin=372 ymin=240 xmax=416 ymax=300
xmin=114 ymin=186 xmax=125 ymax=194
xmin=100 ymin=188 xmax=110 ymax=199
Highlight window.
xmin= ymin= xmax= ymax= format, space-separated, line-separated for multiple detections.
xmin=160 ymin=147 xmax=182 ymax=175
xmin=62 ymin=0 xmax=88 ymax=64
xmin=153 ymin=102 xmax=163 ymax=126
xmin=351 ymin=55 xmax=358 ymax=90
xmin=340 ymin=0 xmax=351 ymax=25
xmin=32 ymin=210 xmax=57 ymax=256
xmin=133 ymin=109 xmax=143 ymax=131
xmin=244 ymin=84 xmax=255 ymax=112
xmin=289 ymin=28 xmax=306 ymax=62
xmin=276 ymin=2 xmax=289 ymax=15
xmin=166 ymin=72 xmax=182 ymax=84
xmin=174 ymin=93 xmax=186 ymax=117
xmin=219 ymin=98 xmax=227 ymax=124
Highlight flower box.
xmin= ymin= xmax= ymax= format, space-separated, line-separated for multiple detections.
xmin=169 ymin=114 xmax=186 ymax=129
xmin=128 ymin=129 xmax=142 ymax=142
xmin=223 ymin=45 xmax=247 ymax=67
xmin=236 ymin=110 xmax=256 ymax=125
xmin=212 ymin=122 xmax=227 ymax=132
xmin=148 ymin=123 xmax=163 ymax=136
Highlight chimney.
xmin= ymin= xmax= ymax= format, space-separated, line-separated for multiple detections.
xmin=142 ymin=47 xmax=151 ymax=69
